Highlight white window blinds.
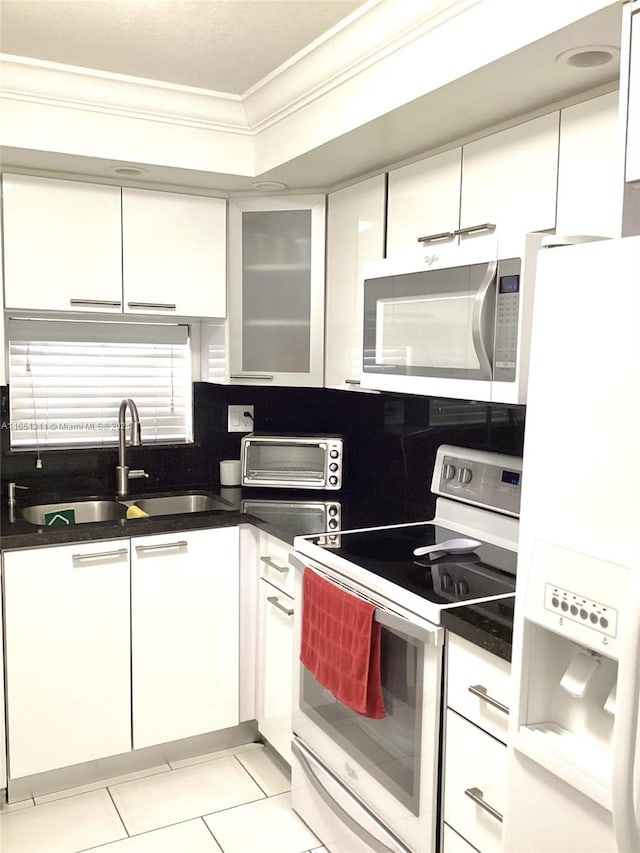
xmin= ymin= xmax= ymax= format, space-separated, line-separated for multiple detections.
xmin=8 ymin=319 xmax=193 ymax=449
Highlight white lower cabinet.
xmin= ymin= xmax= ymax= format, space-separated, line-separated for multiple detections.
xmin=3 ymin=540 xmax=132 ymax=778
xmin=131 ymin=527 xmax=240 ymax=749
xmin=443 ymin=634 xmax=511 ymax=853
xmin=256 ymin=533 xmax=295 ymax=764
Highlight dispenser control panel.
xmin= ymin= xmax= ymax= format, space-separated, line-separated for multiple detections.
xmin=545 ymin=583 xmax=618 ymax=639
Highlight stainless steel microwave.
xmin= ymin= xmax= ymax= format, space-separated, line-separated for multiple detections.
xmin=361 ymin=233 xmax=545 ymax=404
xmin=240 ymin=434 xmax=344 ymax=490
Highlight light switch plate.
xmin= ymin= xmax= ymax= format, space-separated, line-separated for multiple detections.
xmin=227 ymin=404 xmax=254 ymax=432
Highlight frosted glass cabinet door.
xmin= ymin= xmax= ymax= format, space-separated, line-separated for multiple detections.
xmin=229 ymin=195 xmax=326 ymax=387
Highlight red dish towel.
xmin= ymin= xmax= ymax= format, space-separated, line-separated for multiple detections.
xmin=300 ymin=568 xmax=386 ymax=719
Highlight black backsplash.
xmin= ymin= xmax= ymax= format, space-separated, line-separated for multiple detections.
xmin=0 ymin=383 xmax=525 ymax=515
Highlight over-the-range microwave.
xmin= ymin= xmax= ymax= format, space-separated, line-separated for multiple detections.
xmin=362 ymin=232 xmax=546 ymax=405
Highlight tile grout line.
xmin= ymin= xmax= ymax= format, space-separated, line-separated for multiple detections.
xmin=199 ymin=814 xmax=225 ymax=852
xmin=231 ymin=753 xmax=269 ymax=798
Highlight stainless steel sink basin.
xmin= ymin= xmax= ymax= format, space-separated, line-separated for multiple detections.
xmin=21 ymin=500 xmax=128 ymax=526
xmin=130 ymin=494 xmax=230 ymax=516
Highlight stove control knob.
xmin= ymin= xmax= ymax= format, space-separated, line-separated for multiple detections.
xmin=454 ymin=579 xmax=470 ymax=597
xmin=443 ymin=464 xmax=456 ymax=481
xmin=458 ymin=467 xmax=472 ymax=485
xmin=329 ymin=476 xmax=338 ymax=486
xmin=441 ymin=574 xmax=453 ymax=589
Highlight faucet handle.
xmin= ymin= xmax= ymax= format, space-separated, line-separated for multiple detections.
xmin=7 ymin=482 xmax=29 ymax=504
xmin=129 ymin=469 xmax=149 ymax=480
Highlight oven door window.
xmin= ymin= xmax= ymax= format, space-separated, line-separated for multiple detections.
xmin=245 ymin=443 xmax=325 ymax=484
xmin=300 ymin=623 xmax=425 ymax=816
xmin=363 ymin=263 xmax=496 ymax=380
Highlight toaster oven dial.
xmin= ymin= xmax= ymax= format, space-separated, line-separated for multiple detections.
xmin=329 ymin=463 xmax=339 ymax=472
xmin=328 ymin=506 xmax=338 ymax=516
xmin=328 ymin=519 xmax=338 ymax=529
xmin=329 ymin=476 xmax=338 ymax=486
xmin=330 ymin=449 xmax=340 ymax=459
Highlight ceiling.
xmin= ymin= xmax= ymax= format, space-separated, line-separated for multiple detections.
xmin=0 ymin=0 xmax=368 ymax=95
xmin=0 ymin=0 xmax=625 ymax=192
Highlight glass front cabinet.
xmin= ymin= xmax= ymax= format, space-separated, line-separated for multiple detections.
xmin=228 ymin=195 xmax=326 ymax=387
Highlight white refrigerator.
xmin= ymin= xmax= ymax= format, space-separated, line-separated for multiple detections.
xmin=503 ymin=236 xmax=640 ymax=852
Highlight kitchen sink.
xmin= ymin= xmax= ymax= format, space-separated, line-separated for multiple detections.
xmin=21 ymin=499 xmax=128 ymax=526
xmin=129 ymin=493 xmax=231 ymax=516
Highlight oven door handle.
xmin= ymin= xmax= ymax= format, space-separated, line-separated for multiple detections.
xmin=289 ymin=556 xmax=444 ymax=647
xmin=292 ymin=738 xmax=413 ymax=853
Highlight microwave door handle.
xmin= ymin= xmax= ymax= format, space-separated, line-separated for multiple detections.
xmin=471 ymin=260 xmax=497 ymax=380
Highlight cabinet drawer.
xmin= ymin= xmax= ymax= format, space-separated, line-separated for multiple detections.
xmin=444 ymin=710 xmax=506 ymax=853
xmin=447 ymin=633 xmax=510 ymax=743
xmin=258 ymin=532 xmax=294 ymax=596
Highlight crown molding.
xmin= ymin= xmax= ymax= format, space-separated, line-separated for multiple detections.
xmin=0 ymin=55 xmax=250 ymax=133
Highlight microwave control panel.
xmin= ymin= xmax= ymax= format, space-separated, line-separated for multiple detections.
xmin=493 ymin=257 xmax=521 ymax=382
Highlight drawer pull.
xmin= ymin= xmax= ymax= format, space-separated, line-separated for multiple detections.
xmin=230 ymin=374 xmax=274 ymax=381
xmin=127 ymin=301 xmax=177 ymax=310
xmin=267 ymin=595 xmax=294 ymax=617
xmin=72 ymin=548 xmax=129 ymax=563
xmin=70 ymin=299 xmax=122 ymax=307
xmin=464 ymin=786 xmax=503 ymax=823
xmin=454 ymin=223 xmax=496 ymax=237
xmin=417 ymin=231 xmax=455 ymax=244
xmin=135 ymin=540 xmax=188 ymax=554
xmin=260 ymin=556 xmax=288 ymax=573
xmin=344 ymin=378 xmax=361 ymax=385
xmin=468 ymin=684 xmax=509 ymax=715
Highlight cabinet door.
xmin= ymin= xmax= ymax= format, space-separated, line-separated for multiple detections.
xmin=257 ymin=579 xmax=295 ymax=764
xmin=131 ymin=527 xmax=240 ymax=749
xmin=4 ymin=540 xmax=131 ymax=778
xmin=228 ymin=195 xmax=326 ymax=387
xmin=122 ymin=188 xmax=227 ymax=317
xmin=0 ymin=577 xmax=5 ymax=789
xmin=460 ymin=112 xmax=559 ymax=238
xmin=556 ymin=92 xmax=623 ymax=238
xmin=325 ymin=175 xmax=385 ymax=390
xmin=2 ymin=174 xmax=123 ymax=312
xmin=387 ymin=147 xmax=462 ymax=256
xmin=626 ymin=9 xmax=640 ymax=182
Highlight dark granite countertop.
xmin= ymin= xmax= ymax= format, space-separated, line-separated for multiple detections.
xmin=441 ymin=595 xmax=514 ymax=662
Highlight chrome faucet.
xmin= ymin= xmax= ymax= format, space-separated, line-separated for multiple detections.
xmin=115 ymin=398 xmax=148 ymax=497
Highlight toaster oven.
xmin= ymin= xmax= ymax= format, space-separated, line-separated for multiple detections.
xmin=240 ymin=434 xmax=344 ymax=490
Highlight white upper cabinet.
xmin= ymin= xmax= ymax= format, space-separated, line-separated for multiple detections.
xmin=2 ymin=173 xmax=123 ymax=312
xmin=228 ymin=195 xmax=326 ymax=387
xmin=324 ymin=174 xmax=386 ymax=390
xmin=386 ymin=148 xmax=462 ymax=256
xmin=556 ymin=91 xmax=623 ymax=238
xmin=122 ymin=188 xmax=226 ymax=317
xmin=625 ymin=7 xmax=640 ymax=182
xmin=2 ymin=174 xmax=226 ymax=318
xmin=460 ymin=111 xmax=559 ymax=239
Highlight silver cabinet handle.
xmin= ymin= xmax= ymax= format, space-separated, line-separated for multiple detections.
xmin=135 ymin=540 xmax=188 ymax=554
xmin=267 ymin=595 xmax=294 ymax=617
xmin=344 ymin=378 xmax=361 ymax=385
xmin=70 ymin=299 xmax=122 ymax=307
xmin=230 ymin=374 xmax=274 ymax=381
xmin=417 ymin=230 xmax=455 ymax=244
xmin=464 ymin=787 xmax=503 ymax=823
xmin=454 ymin=223 xmax=496 ymax=237
xmin=72 ymin=548 xmax=129 ymax=563
xmin=468 ymin=684 xmax=509 ymax=715
xmin=260 ymin=556 xmax=288 ymax=573
xmin=127 ymin=302 xmax=177 ymax=310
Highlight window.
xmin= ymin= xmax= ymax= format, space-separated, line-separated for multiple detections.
xmin=8 ymin=319 xmax=193 ymax=449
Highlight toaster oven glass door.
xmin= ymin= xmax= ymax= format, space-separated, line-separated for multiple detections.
xmin=244 ymin=441 xmax=327 ymax=487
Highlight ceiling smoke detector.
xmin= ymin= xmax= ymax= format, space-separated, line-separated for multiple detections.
xmin=251 ymin=180 xmax=288 ymax=191
xmin=556 ymin=45 xmax=618 ymax=68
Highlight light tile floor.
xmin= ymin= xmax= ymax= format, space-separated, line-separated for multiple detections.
xmin=0 ymin=743 xmax=327 ymax=853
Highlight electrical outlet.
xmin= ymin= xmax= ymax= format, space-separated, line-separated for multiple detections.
xmin=227 ymin=404 xmax=254 ymax=432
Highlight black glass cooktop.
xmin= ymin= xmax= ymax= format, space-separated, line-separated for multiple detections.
xmin=306 ymin=522 xmax=516 ymax=606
